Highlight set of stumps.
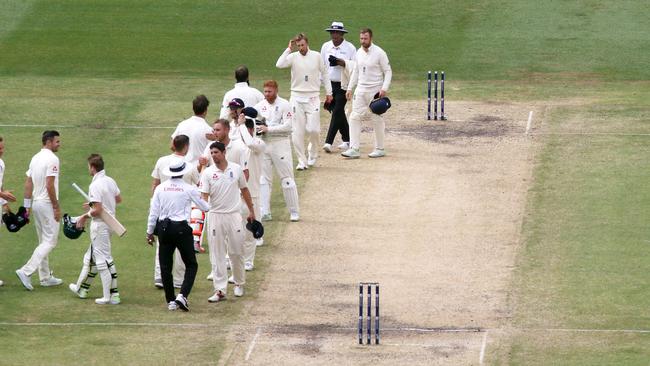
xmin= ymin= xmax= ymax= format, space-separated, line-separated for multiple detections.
xmin=358 ymin=282 xmax=380 ymax=345
xmin=427 ymin=70 xmax=447 ymax=120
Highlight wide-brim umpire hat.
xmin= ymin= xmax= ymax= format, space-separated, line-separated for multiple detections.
xmin=325 ymin=21 xmax=348 ymax=33
xmin=163 ymin=158 xmax=194 ymax=177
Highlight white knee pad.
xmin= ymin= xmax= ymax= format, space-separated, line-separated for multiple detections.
xmin=281 ymin=177 xmax=299 ymax=214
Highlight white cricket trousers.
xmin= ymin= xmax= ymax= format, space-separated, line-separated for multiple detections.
xmin=20 ymin=200 xmax=60 ymax=280
xmin=290 ymin=95 xmax=321 ymax=165
xmin=349 ymin=89 xmax=385 ymax=151
xmin=260 ymin=138 xmax=295 ymax=216
xmin=74 ymin=221 xmax=118 ymax=299
xmin=242 ymin=196 xmax=261 ymax=267
xmin=206 ymin=211 xmax=245 ymax=292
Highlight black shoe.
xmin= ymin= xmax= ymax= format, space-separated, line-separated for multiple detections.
xmin=175 ymin=294 xmax=189 ymax=312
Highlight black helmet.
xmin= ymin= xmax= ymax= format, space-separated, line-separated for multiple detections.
xmin=63 ymin=214 xmax=84 ymax=239
xmin=369 ymin=93 xmax=391 ymax=115
xmin=2 ymin=211 xmax=21 ymax=232
xmin=245 ymin=219 xmax=264 ymax=239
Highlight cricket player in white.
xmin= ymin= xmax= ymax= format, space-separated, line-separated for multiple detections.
xmin=171 ymin=95 xmax=213 ymax=164
xmin=219 ymin=65 xmax=264 ymax=119
xmin=68 ymin=154 xmax=122 ymax=305
xmin=200 ymin=141 xmax=255 ymax=302
xmin=16 ymin=131 xmax=63 ymax=291
xmin=0 ymin=135 xmax=18 ymax=287
xmin=151 ymin=135 xmax=200 ymax=289
xmin=276 ymin=33 xmax=333 ymax=170
xmin=343 ymin=28 xmax=392 ymax=159
xmin=254 ymin=80 xmax=300 ymax=222
xmin=236 ymin=109 xmax=266 ymax=269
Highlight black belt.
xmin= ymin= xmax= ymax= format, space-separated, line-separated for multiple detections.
xmin=155 ymin=218 xmax=188 ymax=235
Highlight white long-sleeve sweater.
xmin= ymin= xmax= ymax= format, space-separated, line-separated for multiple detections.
xmin=276 ymin=48 xmax=332 ymax=98
xmin=348 ymin=43 xmax=392 ymax=93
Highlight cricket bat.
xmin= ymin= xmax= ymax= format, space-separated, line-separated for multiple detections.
xmin=72 ymin=182 xmax=126 ymax=237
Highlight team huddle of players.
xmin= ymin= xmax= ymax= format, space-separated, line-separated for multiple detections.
xmin=0 ymin=22 xmax=392 ymax=311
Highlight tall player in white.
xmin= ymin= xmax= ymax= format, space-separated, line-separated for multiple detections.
xmin=16 ymin=131 xmax=64 ymax=291
xmin=276 ymin=33 xmax=333 ymax=170
xmin=343 ymin=28 xmax=392 ymax=159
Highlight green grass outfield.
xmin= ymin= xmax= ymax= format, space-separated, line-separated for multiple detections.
xmin=0 ymin=1 xmax=649 ymax=364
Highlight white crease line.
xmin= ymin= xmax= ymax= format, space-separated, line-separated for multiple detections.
xmin=525 ymin=111 xmax=533 ymax=135
xmin=0 ymin=124 xmax=175 ymax=129
xmin=479 ymin=330 xmax=488 ymax=365
xmin=0 ymin=322 xmax=212 ymax=327
xmin=521 ymin=328 xmax=650 ymax=334
xmin=245 ymin=327 xmax=262 ymax=361
xmin=533 ymin=132 xmax=650 ymax=136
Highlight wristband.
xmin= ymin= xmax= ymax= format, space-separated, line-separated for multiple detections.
xmin=86 ymin=211 xmax=93 ymax=219
xmin=24 ymin=198 xmax=32 ymax=208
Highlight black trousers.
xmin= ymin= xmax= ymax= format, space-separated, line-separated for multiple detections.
xmin=157 ymin=220 xmax=197 ymax=303
xmin=325 ymin=81 xmax=349 ymax=145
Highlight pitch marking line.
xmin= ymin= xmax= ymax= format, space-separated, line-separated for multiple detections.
xmin=525 ymin=111 xmax=534 ymax=135
xmin=479 ymin=330 xmax=488 ymax=365
xmin=245 ymin=327 xmax=262 ymax=361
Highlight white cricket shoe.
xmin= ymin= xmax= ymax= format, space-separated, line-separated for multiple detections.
xmin=0 ymin=280 xmax=3 ymax=287
xmin=261 ymin=213 xmax=272 ymax=222
xmin=323 ymin=143 xmax=332 ymax=153
xmin=168 ymin=301 xmax=178 ymax=311
xmin=208 ymin=290 xmax=226 ymax=303
xmin=69 ymin=283 xmax=88 ymax=299
xmin=255 ymin=238 xmax=264 ymax=247
xmin=95 ymin=297 xmax=115 ymax=305
xmin=15 ymin=269 xmax=33 ymax=291
xmin=206 ymin=272 xmax=214 ymax=280
xmin=338 ymin=142 xmax=350 ymax=150
xmin=368 ymin=149 xmax=386 ymax=158
xmin=175 ymin=294 xmax=189 ymax=312
xmin=307 ymin=158 xmax=317 ymax=166
xmin=290 ymin=210 xmax=300 ymax=222
xmin=40 ymin=276 xmax=63 ymax=287
xmin=341 ymin=148 xmax=360 ymax=158
xmin=295 ymin=162 xmax=307 ymax=171
xmin=154 ymin=279 xmax=163 ymax=289
xmin=245 ymin=262 xmax=254 ymax=271
xmin=234 ymin=285 xmax=244 ymax=297
xmin=228 ymin=275 xmax=235 ymax=284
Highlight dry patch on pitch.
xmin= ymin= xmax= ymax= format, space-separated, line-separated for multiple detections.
xmin=219 ymin=100 xmax=540 ymax=365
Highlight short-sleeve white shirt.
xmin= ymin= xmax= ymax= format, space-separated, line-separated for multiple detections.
xmin=199 ymin=162 xmax=247 ymax=213
xmin=26 ymin=148 xmax=59 ymax=202
xmin=202 ymin=139 xmax=250 ymax=170
xmin=219 ymin=82 xmax=265 ymax=119
xmin=88 ymin=170 xmax=120 ymax=221
xmin=151 ymin=153 xmax=200 ymax=186
xmin=171 ymin=116 xmax=213 ymax=164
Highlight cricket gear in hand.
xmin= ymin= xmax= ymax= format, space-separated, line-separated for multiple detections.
xmin=63 ymin=214 xmax=85 ymax=239
xmin=2 ymin=211 xmax=21 ymax=232
xmin=369 ymin=94 xmax=391 ymax=115
xmin=245 ymin=219 xmax=264 ymax=239
xmin=324 ymin=98 xmax=335 ymax=113
xmin=328 ymin=54 xmax=339 ymax=67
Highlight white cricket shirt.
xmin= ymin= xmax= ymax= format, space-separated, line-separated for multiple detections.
xmin=151 ymin=153 xmax=200 ymax=185
xmin=171 ymin=115 xmax=213 ymax=164
xmin=88 ymin=170 xmax=120 ymax=222
xmin=199 ymin=162 xmax=247 ymax=214
xmin=147 ymin=178 xmax=209 ymax=234
xmin=219 ymin=82 xmax=265 ymax=119
xmin=202 ymin=139 xmax=249 ymax=169
xmin=276 ymin=48 xmax=332 ymax=98
xmin=348 ymin=43 xmax=392 ymax=92
xmin=254 ymin=96 xmax=292 ymax=139
xmin=0 ymin=158 xmax=5 ymax=206
xmin=320 ymin=40 xmax=357 ymax=83
xmin=26 ymin=148 xmax=59 ymax=202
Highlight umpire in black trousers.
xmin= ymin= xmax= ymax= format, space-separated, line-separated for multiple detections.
xmin=146 ymin=159 xmax=209 ymax=311
xmin=324 ymin=80 xmax=350 ymax=149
